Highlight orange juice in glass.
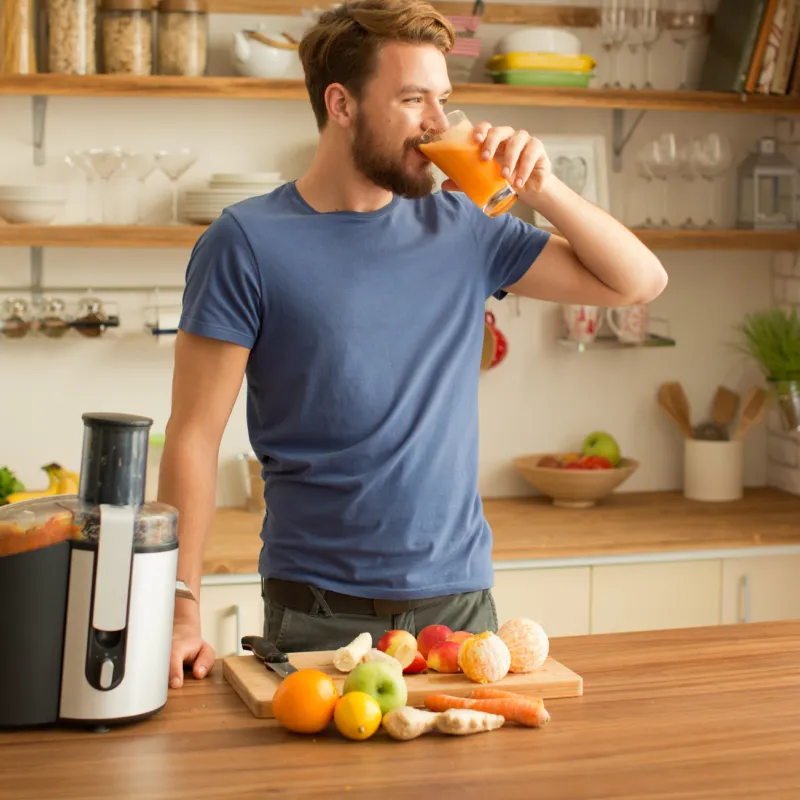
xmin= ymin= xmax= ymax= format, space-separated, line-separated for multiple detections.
xmin=419 ymin=110 xmax=518 ymax=217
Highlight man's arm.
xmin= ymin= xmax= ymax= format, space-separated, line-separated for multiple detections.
xmin=507 ymin=176 xmax=668 ymax=307
xmin=159 ymin=330 xmax=250 ymax=687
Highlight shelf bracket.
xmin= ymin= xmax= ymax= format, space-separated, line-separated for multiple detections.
xmin=32 ymin=96 xmax=47 ymax=166
xmin=612 ymin=108 xmax=647 ymax=173
xmin=30 ymin=247 xmax=44 ymax=304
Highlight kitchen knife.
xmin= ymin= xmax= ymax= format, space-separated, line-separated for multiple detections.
xmin=240 ymin=635 xmax=298 ymax=679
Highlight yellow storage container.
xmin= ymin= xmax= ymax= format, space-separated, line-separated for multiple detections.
xmin=486 ymin=52 xmax=596 ymax=74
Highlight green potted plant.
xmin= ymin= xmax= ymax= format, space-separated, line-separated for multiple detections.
xmin=736 ymin=307 xmax=800 ymax=431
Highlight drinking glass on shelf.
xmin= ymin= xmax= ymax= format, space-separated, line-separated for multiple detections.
xmin=635 ymin=150 xmax=657 ymax=228
xmin=155 ymin=148 xmax=198 ymax=225
xmin=626 ymin=3 xmax=644 ymax=89
xmin=691 ymin=133 xmax=733 ymax=229
xmin=642 ymin=133 xmax=679 ymax=227
xmin=121 ymin=151 xmax=157 ymax=224
xmin=638 ymin=0 xmax=661 ymax=89
xmin=665 ymin=0 xmax=706 ymax=90
xmin=677 ymin=138 xmax=699 ymax=228
xmin=599 ymin=0 xmax=630 ymax=89
xmin=64 ymin=150 xmax=99 ymax=224
xmin=86 ymin=147 xmax=125 ymax=224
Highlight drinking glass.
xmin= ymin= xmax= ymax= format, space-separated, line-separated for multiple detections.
xmin=677 ymin=138 xmax=699 ymax=228
xmin=665 ymin=0 xmax=706 ymax=89
xmin=155 ymin=148 xmax=198 ymax=225
xmin=691 ymin=133 xmax=733 ymax=228
xmin=86 ymin=147 xmax=124 ymax=224
xmin=642 ymin=133 xmax=679 ymax=227
xmin=638 ymin=0 xmax=661 ymax=89
xmin=121 ymin=151 xmax=157 ymax=224
xmin=419 ymin=110 xmax=517 ymax=217
xmin=635 ymin=149 xmax=657 ymax=228
xmin=626 ymin=3 xmax=644 ymax=89
xmin=64 ymin=149 xmax=99 ymax=224
xmin=599 ymin=0 xmax=630 ymax=89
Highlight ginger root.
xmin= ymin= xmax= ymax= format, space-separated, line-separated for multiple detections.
xmin=382 ymin=706 xmax=441 ymax=740
xmin=332 ymin=632 xmax=372 ymax=672
xmin=435 ymin=708 xmax=505 ymax=735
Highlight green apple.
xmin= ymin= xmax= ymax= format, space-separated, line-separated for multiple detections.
xmin=581 ymin=431 xmax=621 ymax=466
xmin=342 ymin=660 xmax=408 ymax=716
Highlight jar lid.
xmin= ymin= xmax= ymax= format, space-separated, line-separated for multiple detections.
xmin=102 ymin=0 xmax=152 ymax=10
xmin=157 ymin=0 xmax=207 ymax=11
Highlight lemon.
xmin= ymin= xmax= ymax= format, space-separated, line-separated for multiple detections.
xmin=333 ymin=691 xmax=382 ymax=741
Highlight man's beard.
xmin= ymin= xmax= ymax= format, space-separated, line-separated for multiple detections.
xmin=351 ymin=112 xmax=435 ymax=200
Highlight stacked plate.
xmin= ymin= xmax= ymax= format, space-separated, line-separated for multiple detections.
xmin=184 ymin=172 xmax=283 ymax=223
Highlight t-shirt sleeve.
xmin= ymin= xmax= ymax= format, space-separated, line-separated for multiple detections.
xmin=464 ymin=198 xmax=552 ymax=301
xmin=179 ymin=211 xmax=263 ymax=349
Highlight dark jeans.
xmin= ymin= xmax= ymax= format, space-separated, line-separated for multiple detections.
xmin=261 ymin=579 xmax=499 ymax=653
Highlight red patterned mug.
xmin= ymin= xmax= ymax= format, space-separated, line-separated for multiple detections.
xmin=481 ymin=311 xmax=507 ymax=370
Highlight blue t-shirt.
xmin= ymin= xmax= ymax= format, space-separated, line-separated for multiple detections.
xmin=179 ymin=182 xmax=550 ymax=600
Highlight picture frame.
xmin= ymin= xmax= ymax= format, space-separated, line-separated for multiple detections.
xmin=532 ymin=135 xmax=610 ymax=228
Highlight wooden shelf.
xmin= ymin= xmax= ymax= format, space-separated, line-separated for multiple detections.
xmin=2 ymin=74 xmax=799 ymax=113
xmin=2 ymin=224 xmax=799 ymax=251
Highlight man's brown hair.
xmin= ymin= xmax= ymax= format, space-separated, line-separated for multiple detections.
xmin=299 ymin=0 xmax=455 ymax=131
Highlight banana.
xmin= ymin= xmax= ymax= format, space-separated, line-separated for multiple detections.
xmin=6 ymin=463 xmax=64 ymax=504
xmin=57 ymin=467 xmax=80 ymax=495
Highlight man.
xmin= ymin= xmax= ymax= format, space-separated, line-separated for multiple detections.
xmin=163 ymin=0 xmax=667 ymax=688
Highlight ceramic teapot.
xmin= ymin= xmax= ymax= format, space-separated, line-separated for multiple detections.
xmin=231 ymin=28 xmax=301 ymax=79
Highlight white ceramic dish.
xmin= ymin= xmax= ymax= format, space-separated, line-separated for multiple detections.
xmin=0 ymin=184 xmax=69 ymax=201
xmin=0 ymin=197 xmax=66 ymax=224
xmin=494 ymin=27 xmax=582 ymax=56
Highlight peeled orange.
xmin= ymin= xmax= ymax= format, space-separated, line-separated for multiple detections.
xmin=271 ymin=668 xmax=339 ymax=734
xmin=497 ymin=617 xmax=550 ymax=673
xmin=458 ymin=631 xmax=511 ymax=684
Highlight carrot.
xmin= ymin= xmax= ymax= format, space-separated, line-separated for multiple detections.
xmin=469 ymin=687 xmax=544 ymax=704
xmin=424 ymin=693 xmax=550 ymax=728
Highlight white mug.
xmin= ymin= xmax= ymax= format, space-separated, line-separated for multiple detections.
xmin=561 ymin=304 xmax=601 ymax=344
xmin=606 ymin=304 xmax=648 ymax=343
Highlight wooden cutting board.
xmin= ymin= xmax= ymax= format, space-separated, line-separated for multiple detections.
xmin=222 ymin=650 xmax=583 ymax=719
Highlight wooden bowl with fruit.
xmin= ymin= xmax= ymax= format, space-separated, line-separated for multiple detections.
xmin=513 ymin=432 xmax=639 ymax=509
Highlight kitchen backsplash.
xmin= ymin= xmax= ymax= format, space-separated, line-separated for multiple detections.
xmin=0 ymin=3 xmax=784 ymax=507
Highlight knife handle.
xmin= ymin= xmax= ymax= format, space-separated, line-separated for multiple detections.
xmin=241 ymin=635 xmax=289 ymax=664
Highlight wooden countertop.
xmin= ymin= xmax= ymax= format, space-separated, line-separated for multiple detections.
xmin=2 ymin=621 xmax=799 ymax=798
xmin=204 ymin=487 xmax=800 ymax=575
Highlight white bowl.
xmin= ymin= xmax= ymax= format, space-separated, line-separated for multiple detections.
xmin=494 ymin=27 xmax=582 ymax=56
xmin=0 ymin=184 xmax=69 ymax=201
xmin=0 ymin=197 xmax=66 ymax=224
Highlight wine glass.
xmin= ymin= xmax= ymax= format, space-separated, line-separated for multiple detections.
xmin=121 ymin=151 xmax=157 ymax=224
xmin=691 ymin=133 xmax=733 ymax=229
xmin=64 ymin=149 xmax=99 ymax=224
xmin=642 ymin=133 xmax=679 ymax=227
xmin=86 ymin=147 xmax=125 ymax=224
xmin=626 ymin=3 xmax=644 ymax=89
xmin=599 ymin=0 xmax=630 ymax=89
xmin=665 ymin=0 xmax=706 ymax=90
xmin=677 ymin=138 xmax=699 ymax=228
xmin=635 ymin=150 xmax=657 ymax=228
xmin=638 ymin=0 xmax=661 ymax=89
xmin=155 ymin=149 xmax=198 ymax=225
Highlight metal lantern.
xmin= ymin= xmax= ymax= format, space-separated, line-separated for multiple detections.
xmin=736 ymin=137 xmax=798 ymax=230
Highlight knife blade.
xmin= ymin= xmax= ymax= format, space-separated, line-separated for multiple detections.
xmin=241 ymin=635 xmax=298 ymax=679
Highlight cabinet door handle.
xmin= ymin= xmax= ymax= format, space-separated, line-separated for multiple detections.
xmin=738 ymin=574 xmax=751 ymax=624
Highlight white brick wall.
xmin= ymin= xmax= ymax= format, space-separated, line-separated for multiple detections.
xmin=767 ymin=252 xmax=800 ymax=496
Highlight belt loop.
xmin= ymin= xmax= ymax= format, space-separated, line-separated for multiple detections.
xmin=309 ymin=585 xmax=334 ymax=618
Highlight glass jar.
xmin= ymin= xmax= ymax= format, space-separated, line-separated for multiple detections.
xmin=0 ymin=0 xmax=37 ymax=74
xmin=73 ymin=295 xmax=108 ymax=337
xmin=156 ymin=0 xmax=207 ymax=76
xmin=45 ymin=0 xmax=97 ymax=75
xmin=100 ymin=0 xmax=152 ymax=75
xmin=1 ymin=298 xmax=32 ymax=339
xmin=37 ymin=296 xmax=72 ymax=338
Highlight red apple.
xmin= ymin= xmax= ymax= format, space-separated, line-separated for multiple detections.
xmin=446 ymin=631 xmax=473 ymax=645
xmin=416 ymin=624 xmax=452 ymax=658
xmin=426 ymin=641 xmax=461 ymax=673
xmin=402 ymin=650 xmax=427 ymax=675
xmin=376 ymin=630 xmax=417 ymax=658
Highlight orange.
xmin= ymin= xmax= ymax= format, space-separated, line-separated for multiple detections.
xmin=271 ymin=669 xmax=339 ymax=734
xmin=333 ymin=691 xmax=382 ymax=741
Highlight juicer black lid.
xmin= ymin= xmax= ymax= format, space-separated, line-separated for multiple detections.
xmin=79 ymin=413 xmax=153 ymax=507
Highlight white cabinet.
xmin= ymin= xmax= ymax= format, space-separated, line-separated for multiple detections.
xmin=721 ymin=555 xmax=800 ymax=624
xmin=199 ymin=580 xmax=264 ymax=658
xmin=590 ymin=560 xmax=723 ymax=634
xmin=492 ymin=567 xmax=592 ymax=637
